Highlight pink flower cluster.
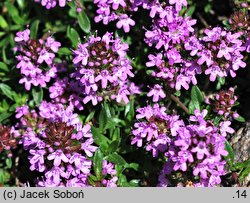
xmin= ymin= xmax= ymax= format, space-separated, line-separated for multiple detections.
xmin=34 ymin=0 xmax=72 ymax=9
xmin=197 ymin=28 xmax=246 ymax=81
xmin=14 ymin=102 xmax=117 ymax=187
xmin=144 ymin=2 xmax=247 ymax=92
xmin=94 ymin=0 xmax=188 ymax=33
xmin=132 ymin=104 xmax=234 ymax=186
xmin=69 ymin=32 xmax=140 ymax=106
xmin=14 ymin=29 xmax=61 ymax=90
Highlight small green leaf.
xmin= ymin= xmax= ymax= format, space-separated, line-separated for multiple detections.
xmin=0 ymin=62 xmax=9 ymax=72
xmin=233 ymin=101 xmax=240 ymax=107
xmin=67 ymin=27 xmax=80 ymax=48
xmin=87 ymin=176 xmax=95 ymax=186
xmin=204 ymin=3 xmax=212 ymax=13
xmin=128 ymin=179 xmax=140 ymax=187
xmin=190 ymin=85 xmax=204 ymax=112
xmin=0 ymin=83 xmax=15 ymax=100
xmin=106 ymin=153 xmax=127 ymax=166
xmin=125 ymin=163 xmax=139 ymax=171
xmin=118 ymin=174 xmax=129 ymax=186
xmin=0 ymin=169 xmax=10 ymax=184
xmin=30 ymin=20 xmax=40 ymax=39
xmin=225 ymin=141 xmax=235 ymax=166
xmin=5 ymin=158 xmax=12 ymax=169
xmin=174 ymin=90 xmax=181 ymax=97
xmin=239 ymin=166 xmax=250 ymax=182
xmin=103 ymin=102 xmax=112 ymax=118
xmin=57 ymin=47 xmax=72 ymax=55
xmin=0 ymin=16 xmax=8 ymax=30
xmin=222 ymin=20 xmax=231 ymax=29
xmin=213 ymin=116 xmax=222 ymax=126
xmin=216 ymin=77 xmax=225 ymax=90
xmin=17 ymin=0 xmax=25 ymax=9
xmin=188 ymin=101 xmax=195 ymax=114
xmin=186 ymin=5 xmax=196 ymax=16
xmin=235 ymin=115 xmax=246 ymax=123
xmin=77 ymin=10 xmax=91 ymax=33
xmin=85 ymin=111 xmax=95 ymax=123
xmin=5 ymin=2 xmax=26 ymax=25
xmin=108 ymin=140 xmax=120 ymax=153
xmin=91 ymin=126 xmax=110 ymax=151
xmin=0 ymin=112 xmax=12 ymax=123
xmin=93 ymin=149 xmax=103 ymax=180
xmin=32 ymin=87 xmax=43 ymax=106
xmin=235 ymin=160 xmax=250 ymax=170
xmin=99 ymin=108 xmax=107 ymax=131
xmin=111 ymin=127 xmax=120 ymax=141
xmin=124 ymin=100 xmax=135 ymax=121
xmin=0 ymin=36 xmax=10 ymax=47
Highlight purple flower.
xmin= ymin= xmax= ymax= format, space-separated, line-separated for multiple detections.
xmin=193 ymin=163 xmax=209 ymax=179
xmin=45 ymin=166 xmax=67 ymax=185
xmin=116 ymin=14 xmax=135 ymax=33
xmin=217 ymin=41 xmax=233 ymax=60
xmin=191 ymin=141 xmax=210 ymax=160
xmin=172 ymin=156 xmax=188 ymax=171
xmin=46 ymin=37 xmax=61 ymax=52
xmin=146 ymin=53 xmax=164 ymax=67
xmin=219 ymin=121 xmax=234 ymax=136
xmin=29 ymin=149 xmax=46 ymax=172
xmin=102 ymin=176 xmax=118 ymax=187
xmin=184 ymin=36 xmax=202 ymax=56
xmin=15 ymin=28 xmax=60 ymax=90
xmin=197 ymin=49 xmax=213 ymax=66
xmin=102 ymin=160 xmax=116 ymax=175
xmin=204 ymin=65 xmax=225 ymax=82
xmin=73 ymin=44 xmax=89 ymax=65
xmin=47 ymin=149 xmax=69 ymax=166
xmin=14 ymin=29 xmax=30 ymax=42
xmin=147 ymin=84 xmax=166 ymax=102
xmin=37 ymin=48 xmax=55 ymax=65
xmin=95 ymin=70 xmax=113 ymax=88
xmin=108 ymin=0 xmax=126 ymax=10
xmin=169 ymin=0 xmax=188 ymax=11
xmin=69 ymin=153 xmax=92 ymax=174
xmin=175 ymin=74 xmax=190 ymax=90
xmin=16 ymin=105 xmax=29 ymax=119
xmin=81 ymin=138 xmax=98 ymax=157
xmin=35 ymin=0 xmax=72 ymax=9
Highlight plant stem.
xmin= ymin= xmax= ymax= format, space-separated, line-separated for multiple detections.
xmin=170 ymin=94 xmax=190 ymax=114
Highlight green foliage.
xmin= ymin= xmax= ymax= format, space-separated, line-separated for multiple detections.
xmin=0 ymin=0 xmax=248 ymax=187
xmin=93 ymin=149 xmax=103 ymax=180
xmin=234 ymin=115 xmax=246 ymax=123
xmin=225 ymin=141 xmax=235 ymax=167
xmin=189 ymin=85 xmax=204 ymax=114
xmin=30 ymin=19 xmax=40 ymax=39
xmin=77 ymin=10 xmax=91 ymax=33
xmin=67 ymin=27 xmax=80 ymax=48
xmin=0 ymin=169 xmax=10 ymax=185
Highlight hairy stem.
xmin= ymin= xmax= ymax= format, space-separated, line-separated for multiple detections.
xmin=170 ymin=94 xmax=190 ymax=114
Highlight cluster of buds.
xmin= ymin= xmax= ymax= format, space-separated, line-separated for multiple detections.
xmin=206 ymin=87 xmax=239 ymax=119
xmin=229 ymin=9 xmax=250 ymax=52
xmin=0 ymin=125 xmax=17 ymax=156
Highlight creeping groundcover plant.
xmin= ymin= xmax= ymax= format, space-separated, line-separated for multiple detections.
xmin=0 ymin=0 xmax=249 ymax=187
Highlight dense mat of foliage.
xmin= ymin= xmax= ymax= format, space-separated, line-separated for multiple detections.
xmin=0 ymin=0 xmax=249 ymax=187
